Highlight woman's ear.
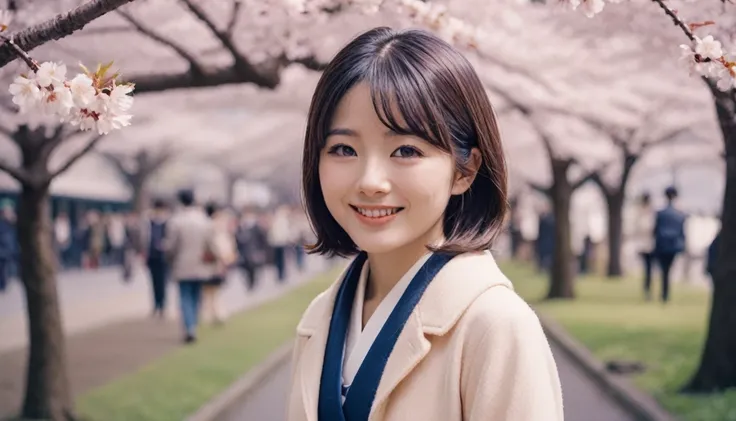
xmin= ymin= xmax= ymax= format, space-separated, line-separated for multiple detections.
xmin=451 ymin=148 xmax=482 ymax=195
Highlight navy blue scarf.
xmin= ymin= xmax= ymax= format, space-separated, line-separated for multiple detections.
xmin=318 ymin=251 xmax=454 ymax=421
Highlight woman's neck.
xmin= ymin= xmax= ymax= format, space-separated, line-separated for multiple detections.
xmin=365 ymin=222 xmax=444 ymax=303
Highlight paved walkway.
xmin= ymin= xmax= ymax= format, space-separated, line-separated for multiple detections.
xmin=0 ymin=256 xmax=332 ymax=418
xmin=223 ymin=341 xmax=633 ymax=421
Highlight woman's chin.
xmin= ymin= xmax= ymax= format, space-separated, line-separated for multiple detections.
xmin=351 ymin=235 xmax=407 ymax=255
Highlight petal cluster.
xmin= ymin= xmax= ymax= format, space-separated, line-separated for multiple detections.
xmin=8 ymin=61 xmax=135 ymax=135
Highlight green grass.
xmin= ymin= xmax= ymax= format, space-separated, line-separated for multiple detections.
xmin=77 ymin=268 xmax=340 ymax=421
xmin=504 ymin=262 xmax=736 ymax=421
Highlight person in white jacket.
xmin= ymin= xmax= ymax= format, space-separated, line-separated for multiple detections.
xmin=630 ymin=193 xmax=656 ymax=297
xmin=202 ymin=202 xmax=238 ymax=325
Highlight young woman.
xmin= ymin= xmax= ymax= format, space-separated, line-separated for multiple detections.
xmin=288 ymin=27 xmax=563 ymax=421
xmin=202 ymin=202 xmax=237 ymax=325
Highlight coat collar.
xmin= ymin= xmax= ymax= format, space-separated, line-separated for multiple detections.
xmin=295 ymin=251 xmax=512 ymax=421
xmin=296 ymin=250 xmax=512 ymax=338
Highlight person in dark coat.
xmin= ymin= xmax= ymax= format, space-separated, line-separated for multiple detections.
xmin=0 ymin=201 xmax=17 ymax=293
xmin=652 ymin=186 xmax=687 ymax=303
xmin=236 ymin=206 xmax=269 ymax=291
xmin=144 ymin=200 xmax=170 ymax=317
xmin=536 ymin=208 xmax=556 ymax=273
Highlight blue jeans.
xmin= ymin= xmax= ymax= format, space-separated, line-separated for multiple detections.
xmin=178 ymin=280 xmax=203 ymax=336
xmin=148 ymin=259 xmax=168 ymax=311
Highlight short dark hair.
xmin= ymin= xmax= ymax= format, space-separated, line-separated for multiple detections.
xmin=665 ymin=186 xmax=678 ymax=201
xmin=177 ymin=189 xmax=195 ymax=207
xmin=205 ymin=201 xmax=219 ymax=218
xmin=301 ymin=27 xmax=508 ymax=257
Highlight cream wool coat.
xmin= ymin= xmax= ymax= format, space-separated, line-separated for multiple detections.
xmin=287 ymin=251 xmax=564 ymax=421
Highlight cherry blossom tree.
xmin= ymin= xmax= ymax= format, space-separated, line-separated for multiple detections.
xmin=0 ymin=2 xmax=136 ymax=418
xmin=585 ymin=102 xmax=710 ymax=277
xmin=557 ymin=0 xmax=736 ymax=395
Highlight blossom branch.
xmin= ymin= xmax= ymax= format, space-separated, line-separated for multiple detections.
xmin=0 ymin=0 xmax=136 ymax=69
xmin=0 ymin=34 xmax=39 ymax=71
xmin=651 ymin=0 xmax=696 ymax=42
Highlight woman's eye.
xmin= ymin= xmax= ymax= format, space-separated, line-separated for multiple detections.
xmin=391 ymin=145 xmax=423 ymax=158
xmin=327 ymin=144 xmax=357 ymax=157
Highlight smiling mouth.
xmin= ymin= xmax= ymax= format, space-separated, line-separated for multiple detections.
xmin=350 ymin=205 xmax=404 ymax=219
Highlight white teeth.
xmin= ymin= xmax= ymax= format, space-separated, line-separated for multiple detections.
xmin=356 ymin=207 xmax=400 ymax=218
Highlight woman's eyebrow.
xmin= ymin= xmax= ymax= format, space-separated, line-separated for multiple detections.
xmin=326 ymin=127 xmax=358 ymax=137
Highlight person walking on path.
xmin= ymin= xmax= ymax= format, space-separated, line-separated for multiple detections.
xmin=268 ymin=205 xmax=294 ymax=282
xmin=143 ymin=199 xmax=170 ymax=318
xmin=536 ymin=203 xmax=555 ymax=273
xmin=630 ymin=192 xmax=656 ymax=297
xmin=652 ymin=186 xmax=687 ymax=303
xmin=165 ymin=189 xmax=213 ymax=343
xmin=201 ymin=202 xmax=237 ymax=325
xmin=0 ymin=201 xmax=17 ymax=293
xmin=235 ymin=206 xmax=269 ymax=291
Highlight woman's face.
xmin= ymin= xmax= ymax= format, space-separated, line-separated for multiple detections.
xmin=318 ymin=82 xmax=473 ymax=255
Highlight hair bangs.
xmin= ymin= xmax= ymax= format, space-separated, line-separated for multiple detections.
xmin=366 ymin=53 xmax=450 ymax=151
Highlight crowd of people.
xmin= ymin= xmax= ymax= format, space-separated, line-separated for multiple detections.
xmin=509 ymin=185 xmax=721 ymax=303
xmin=124 ymin=189 xmax=314 ymax=343
xmin=0 ymin=189 xmax=315 ymax=343
xmin=631 ymin=186 xmax=721 ymax=302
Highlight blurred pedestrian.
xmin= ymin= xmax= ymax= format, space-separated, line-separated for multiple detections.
xmin=165 ymin=189 xmax=211 ymax=344
xmin=631 ymin=192 xmax=655 ymax=298
xmin=202 ymin=202 xmax=237 ymax=325
xmin=235 ymin=206 xmax=269 ymax=291
xmin=652 ymin=186 xmax=687 ymax=303
xmin=535 ymin=203 xmax=555 ymax=273
xmin=268 ymin=205 xmax=294 ymax=282
xmin=0 ymin=200 xmax=17 ymax=293
xmin=53 ymin=211 xmax=72 ymax=270
xmin=144 ymin=200 xmax=170 ymax=318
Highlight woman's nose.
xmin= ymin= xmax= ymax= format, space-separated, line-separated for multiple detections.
xmin=357 ymin=158 xmax=391 ymax=197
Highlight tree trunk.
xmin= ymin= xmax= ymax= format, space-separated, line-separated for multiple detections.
xmin=131 ymin=178 xmax=147 ymax=214
xmin=605 ymin=191 xmax=625 ymax=277
xmin=685 ymin=88 xmax=736 ymax=393
xmin=18 ymin=184 xmax=75 ymax=420
xmin=547 ymin=158 xmax=575 ymax=299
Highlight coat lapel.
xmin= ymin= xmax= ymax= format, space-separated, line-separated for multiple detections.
xmin=296 ymin=280 xmax=343 ymax=421
xmin=299 ymin=326 xmax=330 ymax=421
xmin=370 ymin=310 xmax=431 ymax=419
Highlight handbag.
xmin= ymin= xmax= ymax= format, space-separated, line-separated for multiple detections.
xmin=202 ymin=241 xmax=217 ymax=264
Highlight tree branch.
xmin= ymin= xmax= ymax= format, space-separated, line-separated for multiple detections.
xmin=650 ymin=0 xmax=697 ymax=42
xmin=179 ymin=0 xmax=238 ymax=60
xmin=116 ymin=10 xmax=205 ymax=77
xmin=226 ymin=0 xmax=242 ymax=36
xmin=128 ymin=51 xmax=327 ymax=93
xmin=0 ymin=158 xmax=28 ymax=183
xmin=0 ymin=0 xmax=137 ymax=69
xmin=571 ymin=169 xmax=597 ymax=190
xmin=529 ymin=181 xmax=551 ymax=196
xmin=179 ymin=0 xmax=276 ymax=86
xmin=100 ymin=150 xmax=134 ymax=180
xmin=48 ymin=134 xmax=105 ymax=179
